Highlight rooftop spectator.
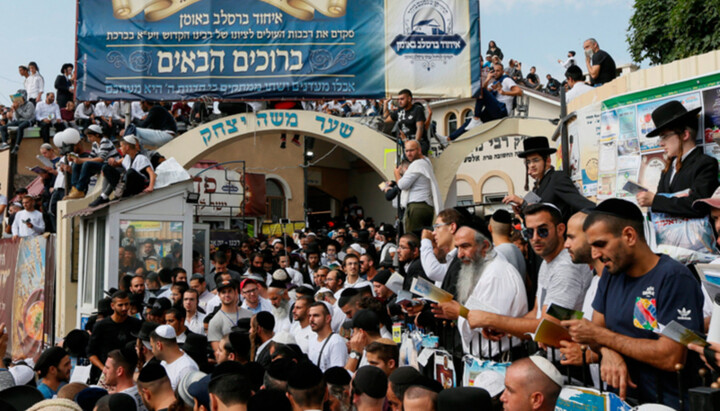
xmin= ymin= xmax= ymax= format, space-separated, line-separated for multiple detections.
xmin=564 ymin=65 xmax=593 ymax=103
xmin=382 ymin=89 xmax=430 ymax=155
xmin=0 ymin=90 xmax=35 ymax=154
xmin=89 ymin=134 xmax=156 ymax=207
xmin=171 ymin=100 xmax=191 ymax=124
xmin=124 ymin=101 xmax=177 ymax=147
xmin=583 ymin=38 xmax=617 ymax=87
xmin=74 ymin=101 xmax=95 ymax=128
xmin=65 ymin=124 xmax=120 ymax=200
xmin=12 ymin=195 xmax=45 ymax=240
xmin=35 ymin=92 xmax=65 ymax=144
xmin=394 ymin=139 xmax=441 ymax=233
xmin=558 ymin=50 xmax=577 ymax=69
xmin=60 ymin=100 xmax=75 ymax=126
xmin=54 ymin=63 xmax=74 ymax=109
xmin=487 ymin=40 xmax=503 ymax=61
xmin=525 ymin=66 xmax=542 ymax=90
xmin=449 ymin=62 xmax=520 ymax=141
xmin=26 ymin=62 xmax=45 ymax=104
xmin=94 ymin=100 xmax=124 ymax=139
xmin=545 ymin=74 xmax=561 ymax=96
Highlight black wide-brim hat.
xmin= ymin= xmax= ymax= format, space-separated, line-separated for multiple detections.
xmin=518 ymin=136 xmax=557 ymax=158
xmin=646 ymin=100 xmax=701 ymax=137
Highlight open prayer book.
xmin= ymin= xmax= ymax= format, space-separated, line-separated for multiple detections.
xmin=409 ymin=277 xmax=469 ymax=317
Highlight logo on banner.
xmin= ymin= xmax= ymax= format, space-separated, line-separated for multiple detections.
xmin=390 ymin=0 xmax=467 ymax=70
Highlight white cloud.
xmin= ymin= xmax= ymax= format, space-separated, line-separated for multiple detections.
xmin=480 ymin=0 xmax=631 ymax=15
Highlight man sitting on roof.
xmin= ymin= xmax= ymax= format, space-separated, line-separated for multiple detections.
xmin=89 ymin=134 xmax=156 ymax=207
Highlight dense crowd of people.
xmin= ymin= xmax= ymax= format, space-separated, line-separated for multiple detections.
xmin=7 ymin=38 xmax=715 ymax=411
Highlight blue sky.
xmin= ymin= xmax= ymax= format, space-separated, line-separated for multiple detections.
xmin=0 ymin=0 xmax=636 ymax=104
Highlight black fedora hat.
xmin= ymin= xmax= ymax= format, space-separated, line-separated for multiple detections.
xmin=646 ymin=100 xmax=701 ymax=137
xmin=0 ymin=385 xmax=45 ymax=411
xmin=131 ymin=321 xmax=159 ymax=341
xmin=518 ymin=136 xmax=557 ymax=158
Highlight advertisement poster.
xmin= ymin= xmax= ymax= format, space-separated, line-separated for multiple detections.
xmin=703 ymin=87 xmax=720 ymax=143
xmin=2 ymin=236 xmax=56 ymax=360
xmin=638 ymin=152 xmax=667 ymax=191
xmin=76 ymin=0 xmax=481 ymax=100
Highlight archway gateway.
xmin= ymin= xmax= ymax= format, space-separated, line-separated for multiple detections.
xmin=158 ymin=111 xmax=559 ymax=206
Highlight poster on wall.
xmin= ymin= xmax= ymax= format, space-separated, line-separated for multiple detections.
xmin=0 ymin=236 xmax=56 ymax=360
xmin=76 ymin=0 xmax=481 ymax=100
xmin=638 ymin=152 xmax=667 ymax=191
xmin=576 ymin=103 xmax=601 ymax=197
xmin=703 ymin=87 xmax=720 ymax=143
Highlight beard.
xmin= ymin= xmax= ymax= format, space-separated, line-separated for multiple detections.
xmin=273 ymin=299 xmax=290 ymax=321
xmin=455 ymin=251 xmax=490 ymax=305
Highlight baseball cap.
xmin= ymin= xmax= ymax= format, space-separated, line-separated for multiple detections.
xmin=694 ymin=186 xmax=720 ymax=211
xmin=216 ymin=279 xmax=238 ymax=292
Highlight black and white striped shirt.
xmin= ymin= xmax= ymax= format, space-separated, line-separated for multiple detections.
xmin=90 ymin=137 xmax=119 ymax=161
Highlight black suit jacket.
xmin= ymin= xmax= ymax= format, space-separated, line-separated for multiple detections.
xmin=440 ymin=256 xmax=462 ymax=299
xmin=401 ymin=258 xmax=429 ymax=291
xmin=653 ymin=148 xmax=719 ymax=218
xmin=530 ymin=168 xmax=595 ymax=222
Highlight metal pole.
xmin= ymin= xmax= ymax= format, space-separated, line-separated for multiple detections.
xmin=560 ymin=87 xmax=570 ymax=175
xmin=303 ymin=139 xmax=309 ymax=229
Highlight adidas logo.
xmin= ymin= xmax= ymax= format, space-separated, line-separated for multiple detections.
xmin=677 ymin=307 xmax=692 ymax=321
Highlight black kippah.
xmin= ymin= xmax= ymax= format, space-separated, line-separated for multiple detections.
xmin=138 ymin=362 xmax=168 ymax=382
xmin=256 ymin=311 xmax=276 ymax=332
xmin=590 ymin=198 xmax=643 ymax=222
xmin=287 ymin=360 xmax=323 ymax=389
xmin=491 ymin=209 xmax=512 ymax=224
xmin=324 ymin=366 xmax=351 ymax=386
xmin=267 ymin=357 xmax=296 ymax=381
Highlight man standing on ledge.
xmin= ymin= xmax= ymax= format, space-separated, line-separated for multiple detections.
xmin=395 ymin=140 xmax=441 ymax=234
xmin=583 ymin=38 xmax=617 ymax=87
xmin=383 ymin=89 xmax=429 ymax=155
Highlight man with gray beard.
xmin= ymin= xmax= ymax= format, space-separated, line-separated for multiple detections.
xmin=268 ymin=281 xmax=292 ymax=333
xmin=433 ymin=225 xmax=528 ymax=359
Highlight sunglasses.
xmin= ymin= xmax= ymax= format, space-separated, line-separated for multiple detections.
xmin=522 ymin=227 xmax=550 ymax=240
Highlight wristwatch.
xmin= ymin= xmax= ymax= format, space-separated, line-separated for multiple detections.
xmin=349 ymin=350 xmax=362 ymax=360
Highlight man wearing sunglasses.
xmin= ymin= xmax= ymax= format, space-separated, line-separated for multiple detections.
xmin=503 ymin=136 xmax=594 ymax=223
xmin=434 ymin=203 xmax=592 ymax=346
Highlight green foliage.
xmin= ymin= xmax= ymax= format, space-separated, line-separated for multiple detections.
xmin=627 ymin=0 xmax=720 ymax=65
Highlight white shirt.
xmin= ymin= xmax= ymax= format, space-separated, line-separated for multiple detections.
xmin=535 ymin=249 xmax=593 ymax=317
xmin=289 ymin=322 xmax=313 ymax=354
xmin=494 ymin=76 xmax=518 ymax=114
xmin=35 ymin=101 xmax=61 ymax=123
xmin=94 ymin=102 xmax=113 ymax=118
xmin=25 ymin=73 xmax=44 ymax=100
xmin=397 ymin=158 xmax=433 ymax=207
xmin=458 ymin=253 xmax=528 ymax=356
xmin=120 ymin=385 xmax=148 ymax=411
xmin=198 ymin=290 xmax=219 ymax=313
xmin=12 ymin=209 xmax=45 ymax=237
xmin=122 ymin=153 xmax=153 ymax=173
xmin=131 ymin=101 xmax=147 ymax=121
xmin=420 ymin=239 xmax=457 ymax=284
xmin=53 ymin=156 xmax=70 ymax=190
xmin=561 ymin=57 xmax=576 ymax=69
xmin=273 ymin=310 xmax=292 ymax=334
xmin=185 ymin=311 xmax=206 ymax=335
xmin=308 ymin=332 xmax=348 ymax=371
xmin=75 ymin=103 xmax=94 ymax=119
xmin=565 ymin=82 xmax=593 ymax=103
xmin=161 ymin=352 xmax=199 ymax=390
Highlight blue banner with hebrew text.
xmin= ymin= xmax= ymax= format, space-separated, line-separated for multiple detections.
xmin=76 ymin=0 xmax=480 ymax=100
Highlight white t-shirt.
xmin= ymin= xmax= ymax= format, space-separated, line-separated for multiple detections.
xmin=494 ymin=76 xmax=518 ymax=114
xmin=289 ymin=322 xmax=313 ymax=354
xmin=566 ymin=82 xmax=593 ymax=103
xmin=458 ymin=253 xmax=528 ymax=356
xmin=308 ymin=333 xmax=348 ymax=372
xmin=161 ymin=352 xmax=199 ymax=390
xmin=397 ymin=157 xmax=433 ymax=207
xmin=120 ymin=385 xmax=148 ymax=411
xmin=198 ymin=290 xmax=220 ymax=313
xmin=122 ymin=153 xmax=153 ymax=173
xmin=535 ymin=249 xmax=593 ymax=317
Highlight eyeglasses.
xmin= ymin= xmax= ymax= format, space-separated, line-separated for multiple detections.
xmin=432 ymin=222 xmax=450 ymax=230
xmin=522 ymin=227 xmax=550 ymax=240
xmin=524 ymin=157 xmax=544 ymax=166
xmin=658 ymin=132 xmax=678 ymax=140
xmin=242 ymin=288 xmax=258 ymax=295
